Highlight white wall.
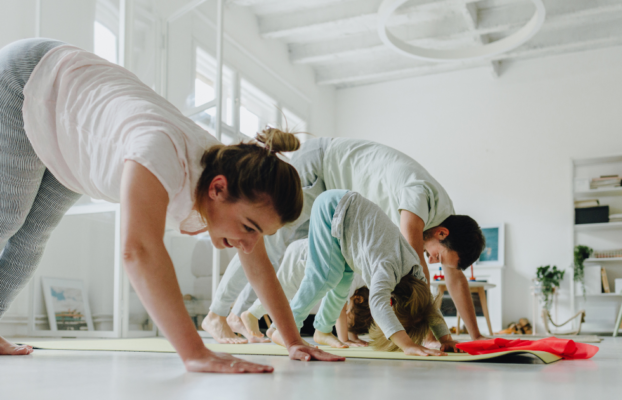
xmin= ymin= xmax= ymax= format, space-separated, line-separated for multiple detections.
xmin=334 ymin=46 xmax=622 ymax=331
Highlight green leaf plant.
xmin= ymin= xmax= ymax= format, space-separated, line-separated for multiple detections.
xmin=535 ymin=265 xmax=565 ymax=310
xmin=573 ymin=245 xmax=593 ymax=298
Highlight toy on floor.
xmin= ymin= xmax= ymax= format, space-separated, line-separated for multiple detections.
xmin=433 ymin=267 xmax=444 ymax=281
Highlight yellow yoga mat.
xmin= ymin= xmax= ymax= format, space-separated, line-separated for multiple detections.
xmin=19 ymin=338 xmax=561 ymax=364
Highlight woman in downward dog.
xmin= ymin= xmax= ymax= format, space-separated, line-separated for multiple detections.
xmin=0 ymin=38 xmax=342 ymax=371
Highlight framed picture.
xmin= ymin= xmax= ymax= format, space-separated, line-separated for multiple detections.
xmin=476 ymin=224 xmax=505 ymax=266
xmin=42 ymin=277 xmax=94 ymax=332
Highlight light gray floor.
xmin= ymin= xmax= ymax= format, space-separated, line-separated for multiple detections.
xmin=1 ymin=337 xmax=622 ymax=400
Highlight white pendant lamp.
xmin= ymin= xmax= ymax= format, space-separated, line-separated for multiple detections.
xmin=377 ymin=0 xmax=546 ymax=62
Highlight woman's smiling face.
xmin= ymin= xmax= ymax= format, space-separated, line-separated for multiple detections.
xmin=201 ymin=175 xmax=282 ymax=254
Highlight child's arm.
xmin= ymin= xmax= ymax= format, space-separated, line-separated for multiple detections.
xmin=336 ymin=304 xmax=349 ymax=343
xmin=238 ymin=238 xmax=344 ymax=362
xmin=335 ymin=305 xmax=369 ymax=347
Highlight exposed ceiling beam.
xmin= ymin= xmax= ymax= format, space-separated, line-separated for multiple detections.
xmin=229 ymin=0 xmax=349 ymax=16
xmin=290 ymin=0 xmax=622 ymax=65
xmin=316 ymin=16 xmax=622 ymax=87
xmin=257 ymin=0 xmax=481 ymax=42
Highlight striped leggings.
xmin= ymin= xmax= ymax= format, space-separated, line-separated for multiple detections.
xmin=0 ymin=39 xmax=81 ymax=319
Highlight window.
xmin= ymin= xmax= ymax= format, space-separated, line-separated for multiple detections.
xmin=190 ymin=46 xmax=307 ymax=147
xmin=194 ymin=47 xmax=234 ymax=126
xmin=94 ymin=21 xmax=118 ymax=64
xmin=94 ymin=0 xmax=119 ymax=64
xmin=240 ymin=79 xmax=278 ymax=137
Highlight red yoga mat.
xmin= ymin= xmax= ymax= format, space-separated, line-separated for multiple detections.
xmin=456 ymin=337 xmax=599 ymax=360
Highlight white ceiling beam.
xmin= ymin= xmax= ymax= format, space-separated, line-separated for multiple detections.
xmin=290 ymin=0 xmax=622 ymax=65
xmin=316 ymin=16 xmax=622 ymax=87
xmin=257 ymin=0 xmax=480 ymax=42
xmin=229 ymin=0 xmax=348 ymax=16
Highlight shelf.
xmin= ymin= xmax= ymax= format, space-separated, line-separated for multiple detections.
xmin=574 ymin=221 xmax=622 ymax=231
xmin=575 ymin=293 xmax=622 ymax=297
xmin=574 ymin=186 xmax=622 ymax=199
xmin=584 ymin=258 xmax=622 ymax=263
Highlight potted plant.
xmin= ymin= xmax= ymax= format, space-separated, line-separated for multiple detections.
xmin=535 ymin=265 xmax=565 ymax=310
xmin=574 ymin=245 xmax=593 ymax=297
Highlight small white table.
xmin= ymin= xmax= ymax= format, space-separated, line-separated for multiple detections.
xmin=431 ymin=280 xmax=497 ymax=336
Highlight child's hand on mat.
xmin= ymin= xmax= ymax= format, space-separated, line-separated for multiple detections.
xmin=439 ymin=340 xmax=463 ymax=353
xmin=184 ymin=350 xmax=274 ymax=374
xmin=402 ymin=344 xmax=447 ymax=357
xmin=287 ymin=342 xmax=346 ymax=362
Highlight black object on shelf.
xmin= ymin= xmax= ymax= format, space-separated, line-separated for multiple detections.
xmin=575 ymin=205 xmax=609 ymax=225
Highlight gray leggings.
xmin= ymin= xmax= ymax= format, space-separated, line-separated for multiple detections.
xmin=0 ymin=39 xmax=81 ymax=318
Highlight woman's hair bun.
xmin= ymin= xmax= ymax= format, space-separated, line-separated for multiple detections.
xmin=256 ymin=127 xmax=300 ymax=154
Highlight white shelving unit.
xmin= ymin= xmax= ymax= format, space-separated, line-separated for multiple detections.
xmin=571 ymin=154 xmax=622 ymax=335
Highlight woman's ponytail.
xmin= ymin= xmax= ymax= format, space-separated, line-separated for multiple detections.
xmin=195 ymin=128 xmax=303 ymax=225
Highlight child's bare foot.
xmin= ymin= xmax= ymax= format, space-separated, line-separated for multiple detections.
xmin=228 ymin=313 xmax=270 ymax=344
xmin=266 ymin=326 xmax=276 ymax=340
xmin=240 ymin=311 xmax=269 ymax=341
xmin=201 ymin=312 xmax=248 ymax=344
xmin=270 ymin=329 xmax=286 ymax=347
xmin=313 ymin=330 xmax=349 ymax=348
xmin=270 ymin=329 xmax=313 ymax=348
xmin=0 ymin=336 xmax=33 ymax=355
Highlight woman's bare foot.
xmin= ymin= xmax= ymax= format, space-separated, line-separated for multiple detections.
xmin=201 ymin=312 xmax=248 ymax=344
xmin=0 ymin=336 xmax=33 ymax=356
xmin=313 ymin=330 xmax=348 ymax=348
xmin=228 ymin=313 xmax=270 ymax=343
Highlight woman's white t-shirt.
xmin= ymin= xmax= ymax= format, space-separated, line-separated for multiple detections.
xmin=22 ymin=45 xmax=220 ymax=230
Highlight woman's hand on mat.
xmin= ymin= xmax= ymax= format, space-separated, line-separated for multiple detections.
xmin=287 ymin=341 xmax=346 ymax=362
xmin=439 ymin=340 xmax=463 ymax=353
xmin=183 ymin=350 xmax=274 ymax=373
xmin=402 ymin=344 xmax=447 ymax=357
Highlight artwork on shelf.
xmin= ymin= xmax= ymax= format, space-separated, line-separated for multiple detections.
xmin=42 ymin=277 xmax=94 ymax=332
xmin=476 ymin=224 xmax=505 ymax=266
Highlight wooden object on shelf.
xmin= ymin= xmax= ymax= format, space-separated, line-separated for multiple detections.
xmin=601 ymin=268 xmax=611 ymax=293
xmin=432 ymin=281 xmax=496 ymax=336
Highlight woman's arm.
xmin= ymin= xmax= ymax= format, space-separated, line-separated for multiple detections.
xmin=120 ymin=161 xmax=273 ymax=373
xmin=237 ymin=240 xmax=344 ymax=362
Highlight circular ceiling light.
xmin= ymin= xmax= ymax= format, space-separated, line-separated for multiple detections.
xmin=377 ymin=0 xmax=546 ymax=62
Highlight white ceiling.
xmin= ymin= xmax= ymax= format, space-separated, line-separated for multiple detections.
xmin=230 ymin=0 xmax=622 ymax=88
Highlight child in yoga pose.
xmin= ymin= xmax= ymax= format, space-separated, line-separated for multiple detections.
xmin=246 ymin=189 xmax=461 ymax=355
xmin=242 ymin=239 xmax=373 ymax=348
